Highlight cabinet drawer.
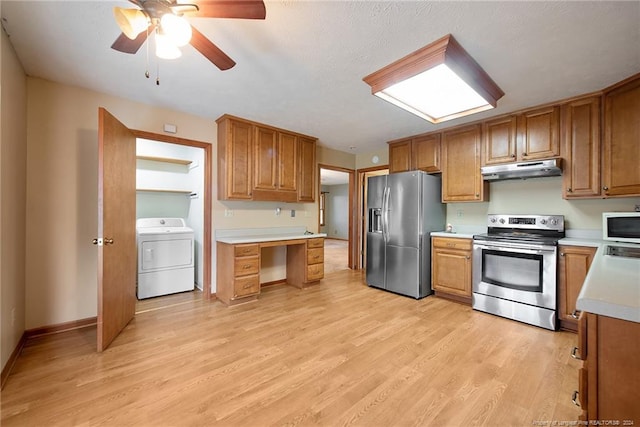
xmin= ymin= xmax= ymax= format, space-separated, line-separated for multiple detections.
xmin=432 ymin=237 xmax=472 ymax=251
xmin=307 ymin=248 xmax=324 ymax=265
xmin=307 ymin=238 xmax=324 ymax=249
xmin=307 ymin=263 xmax=324 ymax=281
xmin=234 ymin=275 xmax=260 ymax=298
xmin=234 ymin=244 xmax=259 ymax=257
xmin=234 ymin=257 xmax=259 ymax=276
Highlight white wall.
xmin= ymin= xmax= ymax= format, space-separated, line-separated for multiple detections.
xmin=321 ymin=184 xmax=349 ymax=239
xmin=446 ymin=176 xmax=640 ymax=232
xmin=1 ymin=28 xmax=27 ymax=371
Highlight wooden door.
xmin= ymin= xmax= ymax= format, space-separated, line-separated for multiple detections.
xmin=413 ymin=133 xmax=441 ymax=173
xmin=518 ymin=106 xmax=560 ymax=160
xmin=561 ymin=96 xmax=601 ymax=198
xmin=298 ymin=137 xmax=316 ymax=202
xmin=97 ymin=108 xmax=137 ymax=352
xmin=277 ymin=132 xmax=298 ymax=192
xmin=431 ymin=248 xmax=471 ymax=297
xmin=557 ymin=245 xmax=596 ymax=331
xmin=253 ymin=126 xmax=278 ymax=191
xmin=602 ymin=75 xmax=640 ymax=197
xmin=442 ymin=124 xmax=487 ymax=202
xmin=483 ymin=115 xmax=517 ymax=165
xmin=388 ymin=139 xmax=412 ymax=173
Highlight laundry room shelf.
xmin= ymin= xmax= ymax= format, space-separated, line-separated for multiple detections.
xmin=136 ymin=188 xmax=193 ymax=194
xmin=136 ymin=155 xmax=192 ymax=165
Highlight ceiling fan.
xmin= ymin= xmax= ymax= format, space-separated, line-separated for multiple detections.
xmin=111 ymin=0 xmax=266 ymax=70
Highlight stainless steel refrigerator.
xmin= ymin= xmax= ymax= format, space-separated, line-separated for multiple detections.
xmin=366 ymin=171 xmax=445 ymax=298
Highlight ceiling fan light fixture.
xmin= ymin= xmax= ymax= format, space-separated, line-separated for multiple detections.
xmin=363 ymin=34 xmax=504 ymax=124
xmin=113 ymin=7 xmax=149 ymax=40
xmin=155 ymin=33 xmax=182 ymax=60
xmin=160 ymin=13 xmax=192 ymax=47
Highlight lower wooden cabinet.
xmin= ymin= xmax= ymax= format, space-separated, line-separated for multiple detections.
xmin=217 ymin=242 xmax=261 ymax=304
xmin=557 ymin=245 xmax=597 ymax=331
xmin=575 ymin=313 xmax=640 ymax=423
xmin=431 ymin=237 xmax=472 ymax=303
xmin=287 ymin=237 xmax=324 ymax=287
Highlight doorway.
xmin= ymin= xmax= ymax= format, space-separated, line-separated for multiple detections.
xmin=318 ymin=164 xmax=356 ymax=271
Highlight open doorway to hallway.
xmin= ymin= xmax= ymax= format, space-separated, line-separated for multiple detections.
xmin=319 ymin=166 xmax=355 ymax=273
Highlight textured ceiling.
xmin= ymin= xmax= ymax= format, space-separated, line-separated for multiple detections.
xmin=2 ymin=1 xmax=639 ymax=154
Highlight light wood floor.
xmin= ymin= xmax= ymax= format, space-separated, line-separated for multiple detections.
xmin=2 ymin=270 xmax=581 ymax=426
xmin=324 ymin=239 xmax=349 ymax=274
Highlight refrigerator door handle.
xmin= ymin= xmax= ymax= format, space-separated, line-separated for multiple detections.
xmin=382 ymin=186 xmax=390 ymax=242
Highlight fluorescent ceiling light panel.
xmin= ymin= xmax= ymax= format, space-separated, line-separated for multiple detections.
xmin=363 ymin=34 xmax=504 ymax=124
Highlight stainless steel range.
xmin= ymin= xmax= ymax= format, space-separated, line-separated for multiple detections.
xmin=472 ymin=214 xmax=565 ymax=330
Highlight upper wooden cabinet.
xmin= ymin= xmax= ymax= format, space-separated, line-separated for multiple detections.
xmin=517 ymin=105 xmax=561 ymax=161
xmin=602 ymin=74 xmax=640 ymax=197
xmin=561 ymin=96 xmax=602 ymax=199
xmin=483 ymin=115 xmax=518 ymax=165
xmin=388 ymin=134 xmax=441 ymax=174
xmin=298 ymin=137 xmax=316 ymax=202
xmin=216 ymin=115 xmax=317 ymax=202
xmin=483 ymin=107 xmax=560 ymax=165
xmin=252 ymin=126 xmax=298 ymax=202
xmin=217 ymin=117 xmax=253 ymax=200
xmin=442 ymin=124 xmax=488 ymax=202
xmin=413 ymin=134 xmax=441 ymax=173
xmin=388 ymin=139 xmax=413 ymax=173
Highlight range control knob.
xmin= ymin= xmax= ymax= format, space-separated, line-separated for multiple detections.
xmin=490 ymin=217 xmax=497 ymax=223
xmin=550 ymin=218 xmax=558 ymax=226
xmin=540 ymin=219 xmax=547 ymax=225
xmin=499 ymin=218 xmax=505 ymax=224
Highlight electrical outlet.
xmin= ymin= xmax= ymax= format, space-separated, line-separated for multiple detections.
xmin=275 ymin=207 xmax=281 ymax=216
xmin=224 ymin=209 xmax=234 ymax=217
xmin=456 ymin=209 xmax=464 ymax=217
xmin=635 ymin=204 xmax=640 ymax=212
xmin=11 ymin=307 xmax=16 ymax=327
xmin=290 ymin=210 xmax=296 ymax=218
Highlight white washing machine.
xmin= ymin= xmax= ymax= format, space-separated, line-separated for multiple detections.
xmin=136 ymin=218 xmax=195 ymax=299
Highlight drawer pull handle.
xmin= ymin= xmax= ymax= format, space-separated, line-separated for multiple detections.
xmin=571 ymin=310 xmax=580 ymax=319
xmin=243 ymin=264 xmax=252 ymax=269
xmin=243 ymin=283 xmax=253 ymax=289
xmin=571 ymin=346 xmax=580 ymax=359
xmin=571 ymin=391 xmax=580 ymax=407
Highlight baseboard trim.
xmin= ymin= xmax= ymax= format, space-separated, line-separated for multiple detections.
xmin=261 ymin=279 xmax=287 ymax=288
xmin=433 ymin=291 xmax=472 ymax=305
xmin=1 ymin=332 xmax=27 ymax=390
xmin=25 ymin=316 xmax=97 ymax=339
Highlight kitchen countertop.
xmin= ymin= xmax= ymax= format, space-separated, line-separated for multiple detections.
xmin=431 ymin=231 xmax=476 ymax=239
xmin=574 ymin=240 xmax=640 ymax=323
xmin=216 ymin=227 xmax=326 ymax=244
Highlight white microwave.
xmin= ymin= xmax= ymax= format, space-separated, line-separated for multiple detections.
xmin=603 ymin=212 xmax=640 ymax=244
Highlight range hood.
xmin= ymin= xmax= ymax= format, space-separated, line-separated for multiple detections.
xmin=481 ymin=159 xmax=562 ymax=181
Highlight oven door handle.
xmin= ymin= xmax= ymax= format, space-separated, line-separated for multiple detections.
xmin=473 ymin=242 xmax=556 ymax=254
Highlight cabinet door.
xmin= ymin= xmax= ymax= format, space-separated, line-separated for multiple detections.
xmin=218 ymin=118 xmax=253 ymax=200
xmin=253 ymin=126 xmax=278 ymax=191
xmin=388 ymin=140 xmax=412 ymax=173
xmin=432 ymin=248 xmax=471 ymax=297
xmin=562 ymin=97 xmax=601 ymax=198
xmin=298 ymin=137 xmax=316 ymax=202
xmin=558 ymin=245 xmax=596 ymax=331
xmin=602 ymin=76 xmax=640 ymax=197
xmin=518 ymin=106 xmax=560 ymax=160
xmin=413 ymin=134 xmax=441 ymax=173
xmin=278 ymin=132 xmax=298 ymax=192
xmin=483 ymin=115 xmax=517 ymax=165
xmin=442 ymin=124 xmax=487 ymax=202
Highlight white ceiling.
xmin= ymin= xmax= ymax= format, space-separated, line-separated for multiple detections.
xmin=2 ymin=1 xmax=639 ymax=155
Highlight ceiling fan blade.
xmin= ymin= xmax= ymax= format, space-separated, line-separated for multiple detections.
xmin=190 ymin=26 xmax=236 ymax=70
xmin=188 ymin=1 xmax=266 ymax=19
xmin=111 ymin=24 xmax=155 ymax=54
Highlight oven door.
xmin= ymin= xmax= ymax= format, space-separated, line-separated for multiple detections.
xmin=472 ymin=240 xmax=557 ymax=310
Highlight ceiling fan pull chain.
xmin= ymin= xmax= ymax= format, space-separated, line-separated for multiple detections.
xmin=144 ymin=26 xmax=150 ymax=79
